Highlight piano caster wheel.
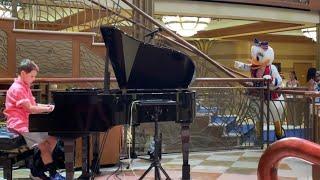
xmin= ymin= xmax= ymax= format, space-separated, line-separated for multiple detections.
xmin=130 ymin=152 xmax=138 ymax=159
xmin=90 ymin=159 xmax=101 ymax=175
xmin=90 ymin=167 xmax=101 ymax=175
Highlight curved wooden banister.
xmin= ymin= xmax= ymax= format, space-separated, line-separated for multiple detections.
xmin=195 ymin=77 xmax=264 ymax=82
xmin=258 ymin=137 xmax=320 ymax=180
xmin=0 ymin=77 xmax=116 ymax=84
xmin=0 ymin=77 xmax=319 ymax=96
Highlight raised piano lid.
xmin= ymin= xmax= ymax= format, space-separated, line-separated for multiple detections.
xmin=100 ymin=26 xmax=195 ymax=89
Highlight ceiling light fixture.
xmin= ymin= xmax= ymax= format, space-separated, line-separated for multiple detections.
xmin=301 ymin=27 xmax=317 ymax=42
xmin=162 ymin=16 xmax=211 ymax=37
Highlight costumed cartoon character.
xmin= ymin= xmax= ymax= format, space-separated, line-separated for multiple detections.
xmin=235 ymin=40 xmax=285 ymax=140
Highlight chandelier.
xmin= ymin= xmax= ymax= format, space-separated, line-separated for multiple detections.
xmin=162 ymin=16 xmax=211 ymax=37
xmin=301 ymin=27 xmax=316 ymax=42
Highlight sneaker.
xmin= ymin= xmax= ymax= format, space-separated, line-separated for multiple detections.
xmin=30 ymin=167 xmax=49 ymax=180
xmin=29 ymin=172 xmax=50 ymax=180
xmin=50 ymin=172 xmax=66 ymax=180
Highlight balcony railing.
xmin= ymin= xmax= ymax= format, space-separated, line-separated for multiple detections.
xmin=2 ymin=77 xmax=320 ymax=153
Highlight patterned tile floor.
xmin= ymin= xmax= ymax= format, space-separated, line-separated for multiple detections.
xmin=0 ymin=149 xmax=313 ymax=179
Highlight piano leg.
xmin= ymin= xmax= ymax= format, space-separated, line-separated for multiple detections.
xmin=91 ymin=132 xmax=101 ymax=174
xmin=63 ymin=138 xmax=75 ymax=180
xmin=181 ymin=123 xmax=190 ymax=180
xmin=78 ymin=135 xmax=91 ymax=179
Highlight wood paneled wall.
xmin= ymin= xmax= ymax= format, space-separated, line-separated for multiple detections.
xmin=0 ymin=20 xmax=15 ymax=77
xmin=196 ymin=40 xmax=316 ymax=78
xmin=0 ymin=19 xmax=106 ymax=78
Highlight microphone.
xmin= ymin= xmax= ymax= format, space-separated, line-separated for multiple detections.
xmin=144 ymin=28 xmax=162 ymax=38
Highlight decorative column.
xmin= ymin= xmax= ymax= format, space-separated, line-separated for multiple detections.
xmin=316 ymin=23 xmax=320 ymax=70
xmin=313 ymin=15 xmax=320 ymax=180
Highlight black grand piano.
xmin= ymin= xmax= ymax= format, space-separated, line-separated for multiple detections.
xmin=30 ymin=26 xmax=196 ymax=180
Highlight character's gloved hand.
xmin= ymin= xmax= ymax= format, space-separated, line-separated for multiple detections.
xmin=234 ymin=61 xmax=250 ymax=71
xmin=263 ymin=75 xmax=271 ymax=80
xmin=263 ymin=75 xmax=279 ymax=89
xmin=234 ymin=61 xmax=242 ymax=69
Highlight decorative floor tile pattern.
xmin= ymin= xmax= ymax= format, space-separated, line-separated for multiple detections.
xmin=0 ymin=149 xmax=313 ymax=179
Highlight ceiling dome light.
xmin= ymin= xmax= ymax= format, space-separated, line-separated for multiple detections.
xmin=162 ymin=16 xmax=211 ymax=37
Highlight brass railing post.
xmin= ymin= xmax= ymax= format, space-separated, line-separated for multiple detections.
xmin=266 ymin=80 xmax=270 ymax=146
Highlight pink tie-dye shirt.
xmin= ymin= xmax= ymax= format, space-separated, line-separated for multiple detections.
xmin=4 ymin=78 xmax=36 ymax=133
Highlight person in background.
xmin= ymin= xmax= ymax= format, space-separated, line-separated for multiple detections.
xmin=280 ymin=73 xmax=286 ymax=88
xmin=285 ymin=71 xmax=300 ymax=125
xmin=315 ymin=71 xmax=320 ymax=91
xmin=286 ymin=71 xmax=299 ymax=88
xmin=4 ymin=59 xmax=65 ymax=180
xmin=306 ymin=67 xmax=317 ymax=91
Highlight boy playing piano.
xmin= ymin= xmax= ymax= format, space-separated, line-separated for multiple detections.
xmin=4 ymin=59 xmax=65 ymax=180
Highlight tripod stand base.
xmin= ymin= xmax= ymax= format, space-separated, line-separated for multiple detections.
xmin=139 ymin=162 xmax=171 ymax=180
xmin=77 ymin=173 xmax=92 ymax=180
xmin=182 ymin=164 xmax=190 ymax=180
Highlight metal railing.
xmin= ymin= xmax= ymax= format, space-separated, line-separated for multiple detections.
xmin=1 ymin=77 xmax=320 ymax=153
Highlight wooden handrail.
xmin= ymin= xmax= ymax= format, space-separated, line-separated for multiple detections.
xmin=0 ymin=77 xmax=116 ymax=83
xmin=0 ymin=77 xmax=319 ymax=96
xmin=0 ymin=77 xmax=264 ymax=84
xmin=195 ymin=77 xmax=264 ymax=82
xmin=275 ymin=89 xmax=320 ymax=96
xmin=258 ymin=137 xmax=320 ymax=180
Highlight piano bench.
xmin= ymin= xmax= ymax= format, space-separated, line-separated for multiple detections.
xmin=0 ymin=127 xmax=33 ymax=180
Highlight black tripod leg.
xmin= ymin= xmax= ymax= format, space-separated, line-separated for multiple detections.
xmin=159 ymin=164 xmax=171 ymax=180
xmin=139 ymin=163 xmax=154 ymax=180
xmin=159 ymin=133 xmax=162 ymax=160
xmin=140 ymin=105 xmax=171 ymax=180
xmin=155 ymin=165 xmax=161 ymax=180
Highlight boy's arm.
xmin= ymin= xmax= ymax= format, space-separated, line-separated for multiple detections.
xmin=37 ymin=103 xmax=53 ymax=107
xmin=20 ymin=101 xmax=54 ymax=114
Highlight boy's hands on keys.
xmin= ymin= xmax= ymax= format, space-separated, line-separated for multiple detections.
xmin=46 ymin=104 xmax=55 ymax=112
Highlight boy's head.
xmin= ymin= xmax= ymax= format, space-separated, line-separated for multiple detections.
xmin=17 ymin=59 xmax=39 ymax=85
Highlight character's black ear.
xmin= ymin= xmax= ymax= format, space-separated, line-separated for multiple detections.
xmin=254 ymin=38 xmax=260 ymax=44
